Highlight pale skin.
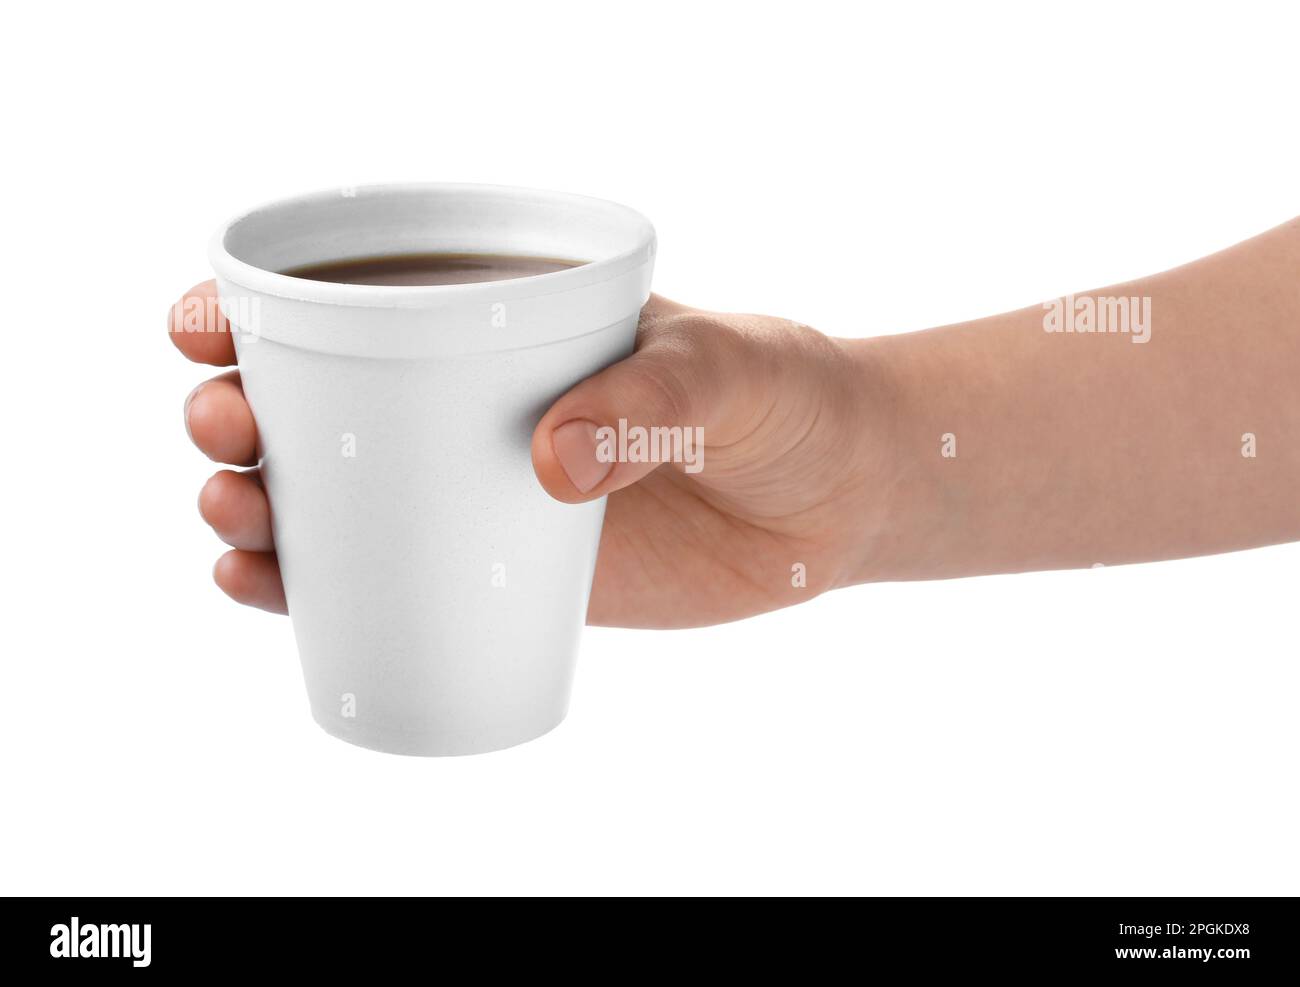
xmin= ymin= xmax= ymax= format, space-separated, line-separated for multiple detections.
xmin=171 ymin=218 xmax=1300 ymax=628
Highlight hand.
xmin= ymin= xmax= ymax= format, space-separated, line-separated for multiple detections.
xmin=171 ymin=283 xmax=887 ymax=627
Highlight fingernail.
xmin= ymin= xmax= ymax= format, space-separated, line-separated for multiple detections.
xmin=183 ymin=381 xmax=207 ymax=442
xmin=552 ymin=419 xmax=613 ymax=494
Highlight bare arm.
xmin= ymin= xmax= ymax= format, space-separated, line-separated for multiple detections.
xmin=844 ymin=218 xmax=1300 ymax=584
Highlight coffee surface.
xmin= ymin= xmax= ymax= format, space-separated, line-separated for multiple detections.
xmin=280 ymin=252 xmax=583 ymax=286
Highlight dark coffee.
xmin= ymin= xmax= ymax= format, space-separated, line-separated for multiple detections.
xmin=280 ymin=252 xmax=584 ymax=286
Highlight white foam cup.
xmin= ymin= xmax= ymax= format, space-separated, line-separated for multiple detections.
xmin=209 ymin=183 xmax=655 ymax=755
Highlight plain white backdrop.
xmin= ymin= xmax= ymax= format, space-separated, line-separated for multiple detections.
xmin=3 ymin=1 xmax=1298 ymax=895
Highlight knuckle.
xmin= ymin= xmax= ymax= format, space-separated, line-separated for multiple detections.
xmin=623 ymin=355 xmax=695 ymax=423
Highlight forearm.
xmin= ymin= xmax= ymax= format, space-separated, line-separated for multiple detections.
xmin=843 ymin=217 xmax=1300 ymax=583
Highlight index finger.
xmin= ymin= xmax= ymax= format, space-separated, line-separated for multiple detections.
xmin=168 ymin=280 xmax=236 ymax=366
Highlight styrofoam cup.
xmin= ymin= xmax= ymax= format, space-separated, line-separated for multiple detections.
xmin=209 ymin=183 xmax=655 ymax=755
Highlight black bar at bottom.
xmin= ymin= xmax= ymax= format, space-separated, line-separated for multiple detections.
xmin=0 ymin=896 xmax=1285 ymax=977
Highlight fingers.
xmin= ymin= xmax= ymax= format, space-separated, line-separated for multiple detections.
xmin=198 ymin=468 xmax=273 ymax=551
xmin=185 ymin=370 xmax=259 ymax=466
xmin=173 ymin=279 xmax=258 ymax=463
xmin=169 ymin=280 xmax=238 ymax=366
xmin=213 ymin=550 xmax=288 ymax=614
xmin=173 ymin=280 xmax=281 ymax=613
xmin=200 ymin=469 xmax=283 ymax=612
xmin=531 ymin=297 xmax=750 ymax=503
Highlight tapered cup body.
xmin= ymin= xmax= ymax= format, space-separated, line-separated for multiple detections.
xmin=210 ymin=184 xmax=655 ymax=755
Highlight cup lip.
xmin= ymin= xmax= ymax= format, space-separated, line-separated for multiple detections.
xmin=208 ymin=182 xmax=656 ymax=309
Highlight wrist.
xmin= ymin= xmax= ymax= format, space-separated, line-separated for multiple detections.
xmin=831 ymin=330 xmax=940 ymax=588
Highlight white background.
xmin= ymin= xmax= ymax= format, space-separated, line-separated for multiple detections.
xmin=3 ymin=1 xmax=1298 ymax=895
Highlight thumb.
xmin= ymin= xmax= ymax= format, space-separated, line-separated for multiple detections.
xmin=531 ymin=298 xmax=739 ymax=503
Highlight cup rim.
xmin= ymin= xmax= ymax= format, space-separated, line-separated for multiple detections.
xmin=208 ymin=182 xmax=656 ymax=309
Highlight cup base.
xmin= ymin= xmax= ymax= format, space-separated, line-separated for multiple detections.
xmin=310 ymin=708 xmax=568 ymax=757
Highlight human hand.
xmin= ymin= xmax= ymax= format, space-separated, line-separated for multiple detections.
xmin=171 ymin=284 xmax=888 ymax=627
